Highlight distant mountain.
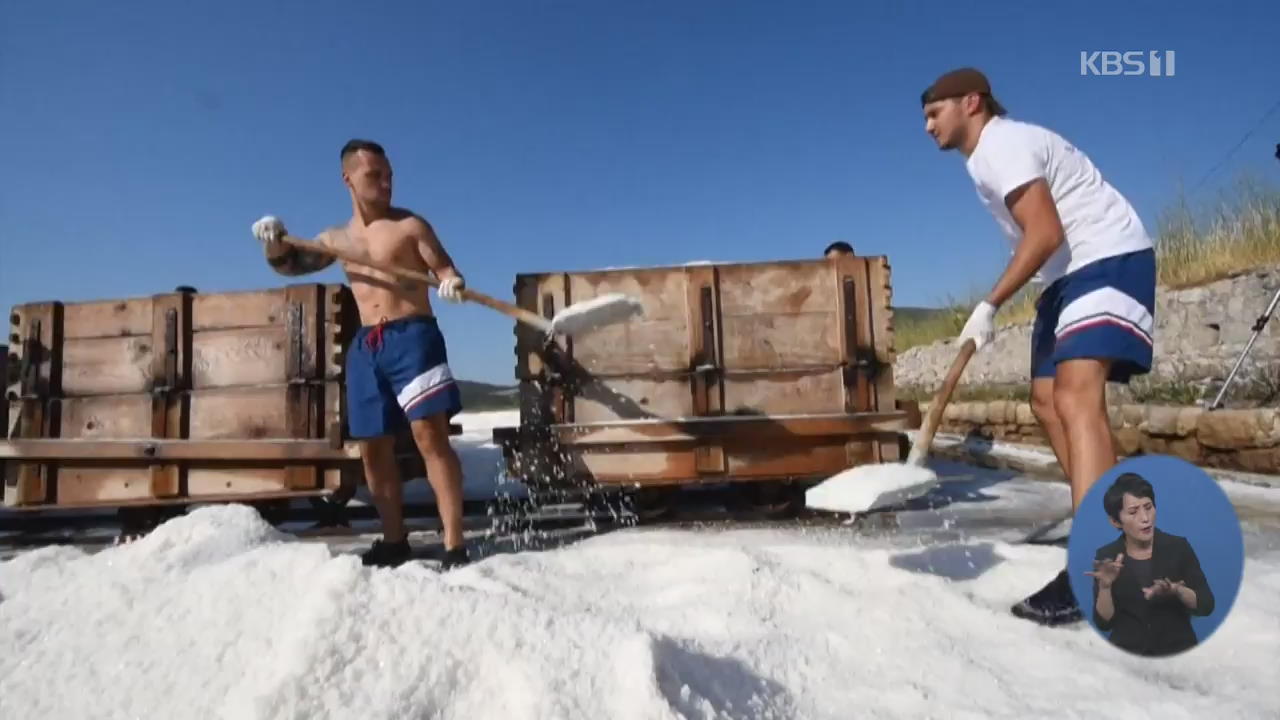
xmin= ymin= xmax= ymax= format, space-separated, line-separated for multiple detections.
xmin=457 ymin=379 xmax=519 ymax=411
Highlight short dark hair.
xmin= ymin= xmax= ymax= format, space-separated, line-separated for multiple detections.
xmin=340 ymin=139 xmax=386 ymax=163
xmin=824 ymin=241 xmax=854 ymax=256
xmin=1103 ymin=472 xmax=1155 ymax=521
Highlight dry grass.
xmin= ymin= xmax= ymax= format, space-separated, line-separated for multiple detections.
xmin=895 ymin=177 xmax=1280 ymax=351
xmin=1153 ymin=177 xmax=1280 ymax=288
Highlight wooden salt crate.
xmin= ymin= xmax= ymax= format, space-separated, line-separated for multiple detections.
xmin=1 ymin=284 xmax=365 ymax=510
xmin=493 ymin=254 xmax=922 ymax=492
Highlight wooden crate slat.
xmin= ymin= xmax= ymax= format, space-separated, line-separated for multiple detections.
xmin=191 ymin=327 xmax=289 ymax=389
xmin=717 ymin=263 xmax=841 ymax=369
xmin=191 ymin=289 xmax=290 ymax=331
xmin=570 ymin=439 xmax=863 ymax=486
xmin=0 ymin=438 xmax=361 ymax=461
xmin=58 ymin=336 xmax=153 ymax=396
xmin=61 ymin=298 xmax=154 ymax=339
xmin=571 ymin=375 xmax=694 ymax=423
xmin=48 ymin=466 xmax=344 ymax=508
xmin=564 ymin=270 xmax=691 ymax=374
xmin=553 ymin=409 xmax=916 ymax=445
xmin=721 ymin=367 xmax=846 ymax=417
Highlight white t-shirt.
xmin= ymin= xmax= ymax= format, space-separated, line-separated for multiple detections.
xmin=964 ymin=116 xmax=1153 ymax=284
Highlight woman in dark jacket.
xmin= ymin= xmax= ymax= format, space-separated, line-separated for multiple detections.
xmin=1086 ymin=472 xmax=1215 ymax=657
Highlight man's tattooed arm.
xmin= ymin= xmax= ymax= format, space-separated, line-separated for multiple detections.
xmin=264 ymin=227 xmax=341 ymax=276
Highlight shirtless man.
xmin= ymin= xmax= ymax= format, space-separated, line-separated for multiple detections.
xmin=251 ymin=139 xmax=470 ymax=569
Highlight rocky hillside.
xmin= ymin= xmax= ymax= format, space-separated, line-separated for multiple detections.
xmin=892 ymin=264 xmax=1280 ymax=407
xmin=457 ymin=380 xmax=518 ymax=410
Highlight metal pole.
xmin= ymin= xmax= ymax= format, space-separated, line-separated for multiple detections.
xmin=1207 ymin=285 xmax=1280 ymax=410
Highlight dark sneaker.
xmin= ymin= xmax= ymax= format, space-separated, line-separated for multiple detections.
xmin=1011 ymin=569 xmax=1084 ymax=626
xmin=440 ymin=546 xmax=471 ymax=570
xmin=361 ymin=538 xmax=411 ymax=568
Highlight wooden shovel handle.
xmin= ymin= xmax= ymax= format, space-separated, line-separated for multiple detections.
xmin=280 ymin=234 xmax=553 ymax=333
xmin=911 ymin=337 xmax=977 ymax=464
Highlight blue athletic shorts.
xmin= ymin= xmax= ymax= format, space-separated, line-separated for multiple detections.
xmin=345 ymin=315 xmax=463 ymax=439
xmin=1030 ymin=248 xmax=1156 ymax=384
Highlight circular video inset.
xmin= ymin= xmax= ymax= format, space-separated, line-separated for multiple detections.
xmin=1067 ymin=454 xmax=1245 ymax=657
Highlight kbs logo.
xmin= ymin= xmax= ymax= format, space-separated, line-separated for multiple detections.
xmin=1080 ymin=51 xmax=1176 ymax=76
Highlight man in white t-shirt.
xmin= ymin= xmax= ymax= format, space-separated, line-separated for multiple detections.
xmin=920 ymin=68 xmax=1157 ymax=627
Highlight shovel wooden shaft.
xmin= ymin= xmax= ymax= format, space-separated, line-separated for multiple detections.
xmin=281 ymin=234 xmax=553 ymax=333
xmin=911 ymin=338 xmax=976 ymax=465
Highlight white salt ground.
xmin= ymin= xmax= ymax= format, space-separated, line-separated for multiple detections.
xmin=2 ymin=410 xmax=1279 ymax=719
xmin=2 ymin=504 xmax=1277 ymax=719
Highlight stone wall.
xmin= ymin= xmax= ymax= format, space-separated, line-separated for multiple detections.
xmin=895 ymin=264 xmax=1280 ymax=402
xmin=928 ymin=400 xmax=1280 ymax=475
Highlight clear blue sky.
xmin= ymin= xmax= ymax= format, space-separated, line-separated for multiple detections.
xmin=3 ymin=1 xmax=1278 ymax=384
xmin=1067 ymin=455 xmax=1245 ymax=648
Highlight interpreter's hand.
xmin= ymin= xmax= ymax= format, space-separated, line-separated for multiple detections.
xmin=252 ymin=215 xmax=287 ymax=247
xmin=958 ymin=300 xmax=997 ymax=350
xmin=438 ymin=274 xmax=466 ymax=303
xmin=1143 ymin=577 xmax=1184 ymax=601
xmin=1086 ymin=553 xmax=1124 ymax=589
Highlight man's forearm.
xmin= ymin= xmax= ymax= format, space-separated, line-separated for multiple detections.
xmin=264 ymin=242 xmax=335 ymax=277
xmin=986 ymin=230 xmax=1062 ymax=308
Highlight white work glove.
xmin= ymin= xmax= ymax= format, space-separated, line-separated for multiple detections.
xmin=437 ymin=275 xmax=466 ymax=303
xmin=958 ymin=300 xmax=997 ymax=350
xmin=252 ymin=215 xmax=287 ymax=247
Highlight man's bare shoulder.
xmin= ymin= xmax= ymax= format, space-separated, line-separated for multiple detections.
xmin=317 ymin=224 xmax=356 ymax=248
xmin=387 ymin=207 xmax=433 ymax=234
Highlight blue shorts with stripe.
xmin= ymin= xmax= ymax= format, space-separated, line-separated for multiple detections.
xmin=345 ymin=315 xmax=463 ymax=439
xmin=1031 ymin=248 xmax=1156 ymax=384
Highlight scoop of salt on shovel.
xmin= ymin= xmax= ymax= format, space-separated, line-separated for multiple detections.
xmin=547 ymin=292 xmax=645 ymax=337
xmin=280 ymin=234 xmax=644 ymax=338
xmin=806 ymin=338 xmax=977 ymax=516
